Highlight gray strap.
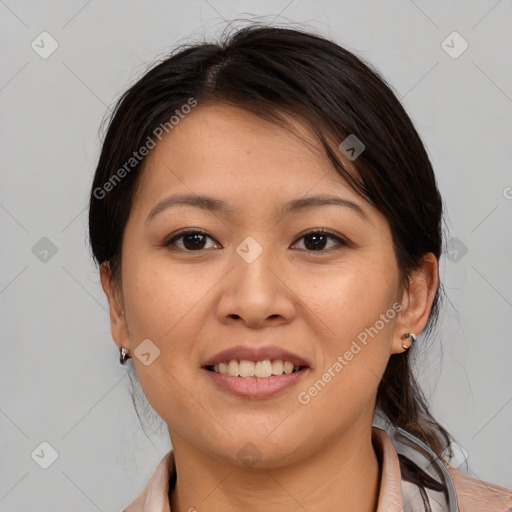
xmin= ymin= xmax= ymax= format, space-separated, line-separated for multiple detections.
xmin=373 ymin=411 xmax=459 ymax=512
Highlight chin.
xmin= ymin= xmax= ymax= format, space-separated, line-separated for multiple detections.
xmin=210 ymin=431 xmax=307 ymax=469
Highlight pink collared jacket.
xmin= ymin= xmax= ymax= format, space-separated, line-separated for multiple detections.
xmin=122 ymin=414 xmax=512 ymax=512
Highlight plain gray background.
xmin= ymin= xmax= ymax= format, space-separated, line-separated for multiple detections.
xmin=1 ymin=1 xmax=511 ymax=510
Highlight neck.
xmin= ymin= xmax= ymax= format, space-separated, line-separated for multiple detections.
xmin=169 ymin=422 xmax=381 ymax=512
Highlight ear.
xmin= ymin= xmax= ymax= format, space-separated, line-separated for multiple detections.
xmin=100 ymin=262 xmax=129 ymax=352
xmin=391 ymin=252 xmax=439 ymax=354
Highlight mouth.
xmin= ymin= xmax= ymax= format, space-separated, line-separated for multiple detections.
xmin=200 ymin=345 xmax=311 ymax=397
xmin=201 ymin=362 xmax=310 ymax=399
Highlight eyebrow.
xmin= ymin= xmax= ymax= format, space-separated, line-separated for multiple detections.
xmin=145 ymin=193 xmax=370 ymax=224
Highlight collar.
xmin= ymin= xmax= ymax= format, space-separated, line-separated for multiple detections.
xmin=122 ymin=420 xmax=512 ymax=512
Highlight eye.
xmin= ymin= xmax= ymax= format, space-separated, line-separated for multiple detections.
xmin=291 ymin=228 xmax=348 ymax=252
xmin=162 ymin=229 xmax=219 ymax=251
xmin=162 ymin=228 xmax=348 ymax=252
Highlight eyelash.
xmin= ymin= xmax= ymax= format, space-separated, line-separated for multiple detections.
xmin=161 ymin=228 xmax=349 ymax=253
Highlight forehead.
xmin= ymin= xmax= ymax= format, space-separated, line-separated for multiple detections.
xmin=136 ymin=103 xmax=361 ymax=200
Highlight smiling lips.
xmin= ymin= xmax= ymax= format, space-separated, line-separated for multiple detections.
xmin=202 ymin=344 xmax=310 ymax=398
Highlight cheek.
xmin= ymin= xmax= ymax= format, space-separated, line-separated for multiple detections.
xmin=296 ymin=257 xmax=398 ymax=403
xmin=135 ymin=362 xmax=209 ymax=442
xmin=123 ymin=267 xmax=205 ymax=424
xmin=121 ymin=256 xmax=210 ymax=350
xmin=298 ymin=256 xmax=398 ymax=341
xmin=297 ymin=314 xmax=396 ymax=427
xmin=119 ymin=258 xmax=214 ymax=423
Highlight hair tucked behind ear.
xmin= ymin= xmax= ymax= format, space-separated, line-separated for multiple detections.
xmin=89 ymin=23 xmax=455 ymax=461
xmin=378 ymin=340 xmax=453 ymax=460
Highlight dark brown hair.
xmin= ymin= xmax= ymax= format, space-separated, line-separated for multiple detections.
xmin=89 ymin=24 xmax=453 ymax=459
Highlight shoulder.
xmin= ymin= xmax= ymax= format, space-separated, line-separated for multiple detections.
xmin=446 ymin=465 xmax=512 ymax=512
xmin=122 ymin=450 xmax=174 ymax=512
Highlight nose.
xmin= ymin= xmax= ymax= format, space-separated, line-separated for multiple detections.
xmin=215 ymin=240 xmax=296 ymax=329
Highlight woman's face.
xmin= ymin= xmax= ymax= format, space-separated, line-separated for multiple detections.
xmin=105 ymin=103 xmax=408 ymax=466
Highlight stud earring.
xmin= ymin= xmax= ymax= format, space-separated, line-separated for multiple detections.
xmin=120 ymin=346 xmax=131 ymax=364
xmin=401 ymin=332 xmax=417 ymax=351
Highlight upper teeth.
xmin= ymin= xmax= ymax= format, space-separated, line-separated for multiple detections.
xmin=212 ymin=360 xmax=301 ymax=378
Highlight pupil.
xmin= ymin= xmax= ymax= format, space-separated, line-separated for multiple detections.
xmin=184 ymin=233 xmax=206 ymax=250
xmin=305 ymin=233 xmax=326 ymax=251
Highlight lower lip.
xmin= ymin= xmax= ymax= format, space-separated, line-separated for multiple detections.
xmin=201 ymin=367 xmax=309 ymax=398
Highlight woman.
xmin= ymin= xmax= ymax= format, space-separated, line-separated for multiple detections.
xmin=88 ymin=25 xmax=512 ymax=512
